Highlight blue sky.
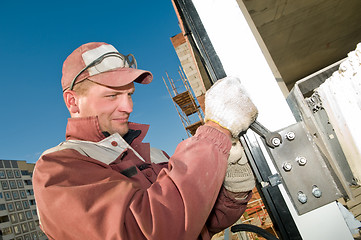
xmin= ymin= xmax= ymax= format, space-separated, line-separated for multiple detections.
xmin=0 ymin=0 xmax=189 ymax=163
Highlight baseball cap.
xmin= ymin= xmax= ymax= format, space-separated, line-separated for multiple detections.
xmin=61 ymin=42 xmax=153 ymax=91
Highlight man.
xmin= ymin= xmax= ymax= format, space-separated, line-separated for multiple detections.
xmin=33 ymin=42 xmax=258 ymax=239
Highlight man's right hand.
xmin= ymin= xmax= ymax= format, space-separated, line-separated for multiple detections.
xmin=224 ymin=138 xmax=255 ymax=194
xmin=204 ymin=76 xmax=258 ymax=137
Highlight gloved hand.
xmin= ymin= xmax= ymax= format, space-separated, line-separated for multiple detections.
xmin=204 ymin=76 xmax=258 ymax=137
xmin=223 ymin=138 xmax=255 ymax=193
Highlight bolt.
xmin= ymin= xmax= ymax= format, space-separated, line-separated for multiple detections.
xmin=312 ymin=186 xmax=322 ymax=198
xmin=285 ymin=131 xmax=295 ymax=140
xmin=282 ymin=162 xmax=292 ymax=171
xmin=271 ymin=137 xmax=281 ymax=147
xmin=297 ymin=192 xmax=308 ymax=204
xmin=296 ymin=156 xmax=307 ymax=166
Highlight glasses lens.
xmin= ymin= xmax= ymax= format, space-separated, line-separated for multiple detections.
xmin=94 ymin=54 xmax=126 ymax=73
xmin=126 ymin=54 xmax=137 ymax=69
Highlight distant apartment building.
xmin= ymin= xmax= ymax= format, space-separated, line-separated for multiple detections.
xmin=0 ymin=160 xmax=47 ymax=240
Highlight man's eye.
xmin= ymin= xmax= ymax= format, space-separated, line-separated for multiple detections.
xmin=106 ymin=94 xmax=117 ymax=98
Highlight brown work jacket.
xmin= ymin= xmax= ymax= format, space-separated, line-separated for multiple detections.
xmin=33 ymin=116 xmax=251 ymax=239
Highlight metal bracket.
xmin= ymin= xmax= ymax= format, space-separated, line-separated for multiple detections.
xmin=268 ymin=173 xmax=282 ymax=187
xmin=262 ymin=121 xmax=343 ymax=215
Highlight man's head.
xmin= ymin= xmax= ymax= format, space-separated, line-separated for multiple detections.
xmin=62 ymin=42 xmax=153 ymax=136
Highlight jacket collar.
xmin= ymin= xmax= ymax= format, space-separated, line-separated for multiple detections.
xmin=65 ymin=116 xmax=150 ymax=144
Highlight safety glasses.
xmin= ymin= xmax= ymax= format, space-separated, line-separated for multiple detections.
xmin=69 ymin=51 xmax=137 ymax=90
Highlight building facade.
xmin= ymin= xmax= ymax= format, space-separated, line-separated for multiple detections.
xmin=0 ymin=160 xmax=47 ymax=240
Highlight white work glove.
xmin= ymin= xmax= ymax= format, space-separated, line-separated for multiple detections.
xmin=223 ymin=138 xmax=256 ymax=193
xmin=205 ymin=76 xmax=258 ymax=137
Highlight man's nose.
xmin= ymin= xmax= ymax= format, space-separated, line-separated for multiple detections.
xmin=117 ymin=96 xmax=133 ymax=113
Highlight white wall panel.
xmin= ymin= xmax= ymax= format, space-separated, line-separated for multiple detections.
xmin=191 ymin=0 xmax=353 ymax=239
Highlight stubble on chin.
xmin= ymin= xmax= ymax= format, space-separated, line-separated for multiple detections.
xmin=113 ymin=123 xmax=129 ymax=137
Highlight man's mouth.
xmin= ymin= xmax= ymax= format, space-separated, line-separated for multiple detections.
xmin=112 ymin=118 xmax=128 ymax=123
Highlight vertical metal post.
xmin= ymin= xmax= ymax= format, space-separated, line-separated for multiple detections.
xmin=172 ymin=0 xmax=226 ymax=83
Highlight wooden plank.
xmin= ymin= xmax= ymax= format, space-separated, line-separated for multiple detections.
xmin=186 ymin=121 xmax=203 ymax=135
xmin=352 ymin=186 xmax=361 ymax=197
xmin=347 ymin=194 xmax=361 ymax=209
xmin=173 ymin=91 xmax=191 ymax=102
xmin=350 ymin=203 xmax=361 ymax=218
xmin=173 ymin=91 xmax=199 ymax=116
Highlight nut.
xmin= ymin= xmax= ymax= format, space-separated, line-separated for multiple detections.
xmin=312 ymin=186 xmax=322 ymax=198
xmin=271 ymin=137 xmax=281 ymax=147
xmin=285 ymin=131 xmax=295 ymax=140
xmin=282 ymin=162 xmax=292 ymax=171
xmin=296 ymin=156 xmax=307 ymax=166
xmin=297 ymin=192 xmax=307 ymax=204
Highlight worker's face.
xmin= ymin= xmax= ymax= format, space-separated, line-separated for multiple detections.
xmin=76 ymin=82 xmax=135 ymax=136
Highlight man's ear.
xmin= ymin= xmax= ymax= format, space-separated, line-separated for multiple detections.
xmin=63 ymin=90 xmax=80 ymax=115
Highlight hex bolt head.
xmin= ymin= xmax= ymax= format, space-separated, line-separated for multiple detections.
xmin=297 ymin=192 xmax=308 ymax=204
xmin=282 ymin=162 xmax=292 ymax=171
xmin=285 ymin=131 xmax=295 ymax=140
xmin=296 ymin=156 xmax=307 ymax=166
xmin=271 ymin=137 xmax=281 ymax=147
xmin=312 ymin=186 xmax=322 ymax=198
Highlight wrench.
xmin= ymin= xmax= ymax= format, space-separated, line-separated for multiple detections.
xmin=249 ymin=120 xmax=282 ymax=148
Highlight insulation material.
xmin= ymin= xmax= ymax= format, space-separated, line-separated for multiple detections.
xmin=316 ymin=43 xmax=361 ymax=183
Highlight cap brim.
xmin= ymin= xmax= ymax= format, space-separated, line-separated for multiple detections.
xmin=87 ymin=67 xmax=153 ymax=87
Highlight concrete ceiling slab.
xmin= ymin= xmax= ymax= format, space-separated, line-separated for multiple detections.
xmin=242 ymin=0 xmax=361 ymax=89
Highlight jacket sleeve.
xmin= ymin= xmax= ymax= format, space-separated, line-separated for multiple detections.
xmin=206 ymin=187 xmax=252 ymax=235
xmin=33 ymin=125 xmax=232 ymax=240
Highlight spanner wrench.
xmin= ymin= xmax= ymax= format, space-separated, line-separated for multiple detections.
xmin=249 ymin=120 xmax=282 ymax=148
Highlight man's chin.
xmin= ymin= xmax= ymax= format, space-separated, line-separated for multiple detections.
xmin=114 ymin=126 xmax=129 ymax=137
